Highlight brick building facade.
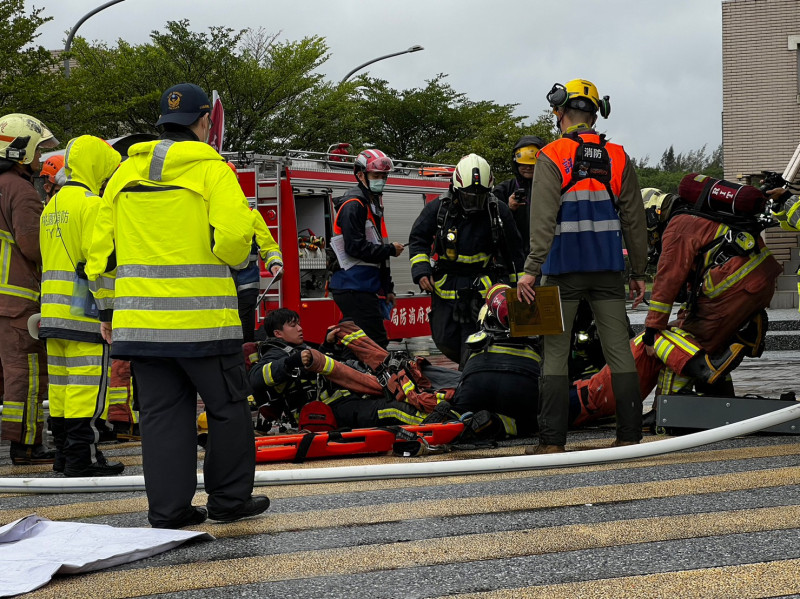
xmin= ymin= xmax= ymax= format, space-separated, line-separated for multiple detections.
xmin=722 ymin=0 xmax=800 ymax=307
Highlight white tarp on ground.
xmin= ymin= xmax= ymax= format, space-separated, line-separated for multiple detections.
xmin=0 ymin=514 xmax=213 ymax=596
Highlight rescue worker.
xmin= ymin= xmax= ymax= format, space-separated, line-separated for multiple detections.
xmin=409 ymin=153 xmax=525 ymax=367
xmin=767 ymin=186 xmax=800 ymax=306
xmin=249 ymin=309 xmax=426 ymax=429
xmin=39 ymin=135 xmax=125 ymax=477
xmin=493 ymin=135 xmax=546 ymax=254
xmin=86 ymin=83 xmax=268 ymax=529
xmin=38 ymin=154 xmax=66 ymax=204
xmin=329 ymin=149 xmax=406 ymax=348
xmin=516 ymin=79 xmax=649 ymax=453
xmin=573 ymin=188 xmax=782 ymax=424
xmin=0 ymin=113 xmax=58 ymax=465
xmin=230 ymin=164 xmax=283 ymax=342
xmin=449 ymin=284 xmax=540 ymax=438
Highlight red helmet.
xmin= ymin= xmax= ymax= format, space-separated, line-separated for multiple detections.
xmin=486 ymin=284 xmax=511 ymax=328
xmin=354 ymin=148 xmax=393 ymax=176
xmin=40 ymin=154 xmax=65 ymax=185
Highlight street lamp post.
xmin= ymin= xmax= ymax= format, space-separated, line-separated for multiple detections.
xmin=339 ymin=45 xmax=424 ymax=85
xmin=64 ymin=0 xmax=128 ymax=78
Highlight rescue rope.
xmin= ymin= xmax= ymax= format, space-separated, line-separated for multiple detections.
xmin=2 ymin=403 xmax=799 ymax=494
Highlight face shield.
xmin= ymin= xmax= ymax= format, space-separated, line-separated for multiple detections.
xmin=457 ymin=186 xmax=490 ymax=214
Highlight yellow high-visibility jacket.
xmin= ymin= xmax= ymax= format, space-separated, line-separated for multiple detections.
xmin=86 ymin=137 xmax=255 ymax=358
xmin=40 ymin=135 xmax=121 ymax=343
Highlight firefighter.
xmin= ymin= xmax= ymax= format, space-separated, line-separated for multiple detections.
xmin=493 ymin=135 xmax=546 ymax=254
xmin=38 ymin=154 xmax=66 ymax=204
xmin=516 ymin=79 xmax=649 ymax=454
xmin=409 ymin=153 xmax=525 ymax=367
xmin=248 ymin=309 xmax=426 ymax=429
xmin=329 ymin=149 xmax=406 ymax=349
xmin=86 ymin=83 xmax=268 ymax=529
xmin=39 ymin=135 xmax=125 ymax=477
xmin=448 ymin=284 xmax=540 ymax=438
xmin=227 ymin=162 xmax=283 ymax=342
xmin=0 ymin=113 xmax=58 ymax=465
xmin=571 ymin=188 xmax=782 ymax=427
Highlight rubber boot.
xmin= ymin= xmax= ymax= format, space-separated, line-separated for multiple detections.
xmin=50 ymin=416 xmax=67 ymax=473
xmin=684 ymin=343 xmax=746 ymax=386
xmin=63 ymin=418 xmax=124 ymax=477
xmin=611 ymin=372 xmax=642 ymax=444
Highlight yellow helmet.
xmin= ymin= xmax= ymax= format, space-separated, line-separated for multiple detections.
xmin=513 ymin=145 xmax=539 ymax=165
xmin=546 ymin=79 xmax=611 ymax=119
xmin=0 ymin=113 xmax=58 ymax=165
xmin=642 ymin=187 xmax=680 ymax=246
xmin=197 ymin=411 xmax=208 ymax=432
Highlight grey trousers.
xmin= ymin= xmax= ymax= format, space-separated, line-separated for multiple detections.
xmin=538 ymin=271 xmax=642 ymax=445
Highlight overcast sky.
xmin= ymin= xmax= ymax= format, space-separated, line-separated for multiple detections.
xmin=28 ymin=0 xmax=723 ymax=163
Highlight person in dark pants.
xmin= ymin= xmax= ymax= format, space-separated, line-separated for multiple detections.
xmin=329 ymin=149 xmax=405 ymax=348
xmin=86 ymin=83 xmax=269 ymax=529
xmin=408 ymin=154 xmax=525 ymax=367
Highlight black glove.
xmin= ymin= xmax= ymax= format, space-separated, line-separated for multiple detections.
xmin=75 ymin=260 xmax=88 ymax=280
xmin=642 ymin=327 xmax=659 ymax=347
xmin=285 ymin=350 xmax=304 ymax=370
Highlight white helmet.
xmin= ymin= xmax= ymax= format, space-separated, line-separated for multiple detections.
xmin=0 ymin=113 xmax=58 ymax=165
xmin=452 ymin=153 xmax=494 ymax=213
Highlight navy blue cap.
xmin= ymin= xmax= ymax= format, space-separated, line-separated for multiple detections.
xmin=156 ymin=83 xmax=211 ymax=127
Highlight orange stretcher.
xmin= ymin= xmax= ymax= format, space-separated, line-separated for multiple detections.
xmin=254 ymin=422 xmax=465 ymax=464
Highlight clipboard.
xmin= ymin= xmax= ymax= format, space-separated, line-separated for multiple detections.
xmin=506 ymin=286 xmax=564 ymax=336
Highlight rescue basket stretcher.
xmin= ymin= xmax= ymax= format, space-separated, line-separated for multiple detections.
xmin=254 ymin=422 xmax=465 ymax=463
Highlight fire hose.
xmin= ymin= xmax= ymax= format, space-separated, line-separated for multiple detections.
xmin=2 ymin=402 xmax=800 ymax=494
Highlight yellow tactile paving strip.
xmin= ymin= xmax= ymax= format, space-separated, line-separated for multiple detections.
xmin=436 ymin=558 xmax=800 ymax=599
xmin=1 ymin=443 xmax=798 ymax=523
xmin=26 ymin=505 xmax=800 ymax=599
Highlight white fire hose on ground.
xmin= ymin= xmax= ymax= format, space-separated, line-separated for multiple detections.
xmin=2 ymin=403 xmax=800 ymax=494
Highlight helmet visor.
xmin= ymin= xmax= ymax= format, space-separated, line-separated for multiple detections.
xmin=38 ymin=136 xmax=59 ymax=151
xmin=366 ymin=156 xmax=394 ymax=172
xmin=458 ymin=189 xmax=489 ymax=213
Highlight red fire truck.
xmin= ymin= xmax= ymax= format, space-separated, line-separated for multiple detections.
xmin=228 ymin=150 xmax=454 ymax=343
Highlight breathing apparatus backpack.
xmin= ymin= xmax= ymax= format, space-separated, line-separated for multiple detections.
xmin=561 ymin=132 xmax=615 ymax=203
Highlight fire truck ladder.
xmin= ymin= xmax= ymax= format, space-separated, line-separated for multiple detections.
xmin=254 ymin=157 xmax=286 ymax=318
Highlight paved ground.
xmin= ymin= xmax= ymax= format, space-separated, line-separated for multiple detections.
xmin=2 ymin=347 xmax=800 ymax=598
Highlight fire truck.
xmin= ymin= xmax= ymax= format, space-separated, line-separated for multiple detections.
xmin=228 ymin=150 xmax=454 ymax=343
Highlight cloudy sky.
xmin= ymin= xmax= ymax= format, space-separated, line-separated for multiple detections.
xmin=29 ymin=0 xmax=723 ymax=163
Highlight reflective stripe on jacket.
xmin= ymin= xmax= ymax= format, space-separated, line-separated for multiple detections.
xmin=537 ymin=132 xmax=626 ymax=275
xmin=85 ymin=137 xmax=254 ymax=358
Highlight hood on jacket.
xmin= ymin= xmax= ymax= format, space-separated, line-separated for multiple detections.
xmin=64 ymin=135 xmax=122 ymax=195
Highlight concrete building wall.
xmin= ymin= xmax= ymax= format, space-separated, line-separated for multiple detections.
xmin=722 ymin=0 xmax=800 ymax=307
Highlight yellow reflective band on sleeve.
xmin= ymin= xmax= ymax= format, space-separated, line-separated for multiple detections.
xmin=435 ymin=393 xmax=448 ymax=402
xmin=0 ymin=229 xmax=14 ymax=244
xmin=632 ymin=333 xmax=645 ymax=346
xmin=377 ymin=407 xmax=424 ymax=425
xmin=478 ymin=276 xmax=493 ymax=298
xmin=702 ymin=248 xmax=772 ymax=299
xmin=322 ymin=355 xmax=335 ymax=375
xmin=496 ymin=413 xmax=517 ymax=436
xmin=785 ymin=195 xmax=800 ymax=228
xmin=262 ymin=363 xmax=275 ymax=386
xmin=341 ymin=329 xmax=366 ymax=346
xmin=402 ymin=379 xmax=416 ymax=395
xmin=410 ymin=253 xmax=431 ymax=265
xmin=649 ymin=300 xmax=672 ymax=314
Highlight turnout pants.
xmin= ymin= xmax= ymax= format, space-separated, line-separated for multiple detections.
xmin=539 ymin=272 xmax=641 ymax=445
xmin=332 ymin=290 xmax=389 ymax=349
xmin=0 ymin=313 xmax=48 ymax=445
xmin=330 ymin=395 xmax=425 ymax=429
xmin=132 ymin=353 xmax=256 ymax=526
xmin=107 ymin=359 xmax=138 ymax=426
xmin=430 ymin=294 xmax=478 ymax=367
xmin=47 ymin=338 xmax=111 ymax=470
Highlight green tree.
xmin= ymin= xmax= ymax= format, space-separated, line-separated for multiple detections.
xmin=64 ymin=20 xmax=332 ymax=151
xmin=353 ymin=75 xmax=554 ymax=175
xmin=0 ymin=0 xmax=66 ymax=139
xmin=638 ymin=143 xmax=724 ymax=192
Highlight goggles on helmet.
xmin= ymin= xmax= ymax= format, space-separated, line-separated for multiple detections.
xmin=365 ymin=156 xmax=393 ymax=172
